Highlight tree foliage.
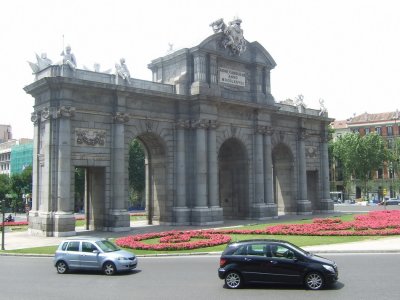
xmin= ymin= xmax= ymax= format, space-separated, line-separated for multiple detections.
xmin=128 ymin=139 xmax=145 ymax=209
xmin=0 ymin=174 xmax=10 ymax=200
xmin=332 ymin=132 xmax=389 ymax=198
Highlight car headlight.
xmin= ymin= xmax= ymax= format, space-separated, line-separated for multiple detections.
xmin=323 ymin=264 xmax=335 ymax=273
xmin=117 ymin=257 xmax=129 ymax=261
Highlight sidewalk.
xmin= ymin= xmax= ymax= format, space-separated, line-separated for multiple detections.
xmin=2 ymin=214 xmax=400 ymax=255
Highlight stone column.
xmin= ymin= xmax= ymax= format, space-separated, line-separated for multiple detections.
xmin=54 ymin=106 xmax=76 ymax=236
xmin=194 ymin=119 xmax=208 ymax=207
xmin=30 ymin=112 xmax=40 ymax=214
xmin=297 ymin=127 xmax=311 ymax=214
xmin=263 ymin=127 xmax=277 ymax=217
xmin=56 ymin=106 xmax=75 ymax=212
xmin=191 ymin=119 xmax=211 ymax=224
xmin=110 ymin=112 xmax=130 ymax=230
xmin=208 ymin=120 xmax=223 ymax=223
xmin=173 ymin=120 xmax=191 ymax=224
xmin=254 ymin=126 xmax=265 ymax=203
xmin=320 ymin=130 xmax=334 ymax=211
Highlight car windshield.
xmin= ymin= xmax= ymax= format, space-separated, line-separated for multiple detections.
xmin=95 ymin=240 xmax=120 ymax=252
xmin=286 ymin=242 xmax=311 ymax=256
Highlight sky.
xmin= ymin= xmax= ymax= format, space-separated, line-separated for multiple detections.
xmin=2 ymin=0 xmax=400 ymax=139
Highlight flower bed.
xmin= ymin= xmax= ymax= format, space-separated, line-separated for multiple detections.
xmin=0 ymin=221 xmax=28 ymax=227
xmin=115 ymin=210 xmax=400 ymax=251
xmin=116 ymin=230 xmax=231 ymax=250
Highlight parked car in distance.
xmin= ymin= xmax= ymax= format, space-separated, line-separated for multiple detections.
xmin=379 ymin=198 xmax=400 ymax=205
xmin=54 ymin=236 xmax=137 ymax=275
xmin=218 ymin=239 xmax=338 ymax=290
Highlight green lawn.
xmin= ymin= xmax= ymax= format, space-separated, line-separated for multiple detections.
xmin=1 ymin=213 xmax=391 ymax=256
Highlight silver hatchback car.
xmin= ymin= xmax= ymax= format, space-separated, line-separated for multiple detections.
xmin=54 ymin=236 xmax=138 ymax=275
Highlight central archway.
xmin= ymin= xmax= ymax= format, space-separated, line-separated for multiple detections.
xmin=218 ymin=138 xmax=249 ymax=218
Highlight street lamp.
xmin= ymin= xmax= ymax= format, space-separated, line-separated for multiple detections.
xmin=1 ymin=199 xmax=5 ymax=250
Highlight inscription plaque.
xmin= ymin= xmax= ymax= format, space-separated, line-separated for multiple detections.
xmin=219 ymin=67 xmax=246 ymax=87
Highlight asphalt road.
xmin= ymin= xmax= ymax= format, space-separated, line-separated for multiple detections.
xmin=1 ymin=254 xmax=400 ymax=300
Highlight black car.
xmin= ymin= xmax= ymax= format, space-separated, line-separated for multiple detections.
xmin=218 ymin=239 xmax=338 ymax=290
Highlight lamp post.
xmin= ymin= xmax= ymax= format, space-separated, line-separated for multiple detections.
xmin=1 ymin=199 xmax=5 ymax=250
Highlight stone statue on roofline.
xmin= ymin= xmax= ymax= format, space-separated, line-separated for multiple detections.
xmin=60 ymin=45 xmax=77 ymax=70
xmin=28 ymin=53 xmax=53 ymax=73
xmin=319 ymin=98 xmax=328 ymax=116
xmin=115 ymin=58 xmax=131 ymax=84
xmin=209 ymin=16 xmax=247 ymax=56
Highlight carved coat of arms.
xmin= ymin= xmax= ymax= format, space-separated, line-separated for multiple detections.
xmin=210 ymin=17 xmax=247 ymax=56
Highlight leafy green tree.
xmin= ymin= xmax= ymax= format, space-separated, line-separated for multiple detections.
xmin=0 ymin=174 xmax=11 ymax=200
xmin=128 ymin=139 xmax=145 ymax=209
xmin=9 ymin=165 xmax=32 ymax=212
xmin=333 ymin=132 xmax=389 ymax=199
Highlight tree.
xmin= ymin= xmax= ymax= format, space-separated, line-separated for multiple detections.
xmin=9 ymin=165 xmax=32 ymax=212
xmin=333 ymin=133 xmax=389 ymax=199
xmin=128 ymin=139 xmax=145 ymax=209
xmin=0 ymin=174 xmax=10 ymax=200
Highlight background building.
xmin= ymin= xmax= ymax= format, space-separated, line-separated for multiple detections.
xmin=330 ymin=110 xmax=399 ymax=201
xmin=0 ymin=138 xmax=33 ymax=176
xmin=0 ymin=124 xmax=12 ymax=143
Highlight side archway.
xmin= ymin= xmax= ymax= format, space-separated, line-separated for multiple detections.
xmin=272 ymin=143 xmax=295 ymax=213
xmin=218 ymin=138 xmax=249 ymax=218
xmin=133 ymin=132 xmax=167 ymax=224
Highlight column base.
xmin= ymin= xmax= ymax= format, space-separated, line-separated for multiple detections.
xmin=250 ymin=203 xmax=278 ymax=219
xmin=105 ymin=209 xmax=130 ymax=232
xmin=28 ymin=211 xmax=76 ymax=237
xmin=317 ymin=198 xmax=335 ymax=213
xmin=297 ymin=200 xmax=312 ymax=215
xmin=173 ymin=207 xmax=191 ymax=225
xmin=191 ymin=207 xmax=223 ymax=225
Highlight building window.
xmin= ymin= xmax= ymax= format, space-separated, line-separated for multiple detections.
xmin=365 ymin=128 xmax=370 ymax=134
xmin=377 ymin=168 xmax=383 ymax=179
xmin=375 ymin=127 xmax=382 ymax=135
xmin=387 ymin=126 xmax=393 ymax=136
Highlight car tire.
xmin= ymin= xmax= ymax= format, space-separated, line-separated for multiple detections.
xmin=304 ymin=272 xmax=324 ymax=290
xmin=56 ymin=261 xmax=68 ymax=274
xmin=225 ymin=271 xmax=242 ymax=289
xmin=103 ymin=262 xmax=117 ymax=276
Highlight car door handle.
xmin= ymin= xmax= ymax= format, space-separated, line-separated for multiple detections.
xmin=244 ymin=258 xmax=252 ymax=261
xmin=269 ymin=260 xmax=278 ymax=264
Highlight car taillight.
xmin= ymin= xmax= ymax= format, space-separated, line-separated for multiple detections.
xmin=220 ymin=258 xmax=227 ymax=267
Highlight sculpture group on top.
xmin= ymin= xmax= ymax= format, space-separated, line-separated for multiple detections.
xmin=210 ymin=17 xmax=247 ymax=56
xmin=28 ymin=45 xmax=132 ymax=84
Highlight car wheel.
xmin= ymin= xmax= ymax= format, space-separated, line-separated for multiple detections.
xmin=103 ymin=262 xmax=116 ymax=276
xmin=56 ymin=261 xmax=68 ymax=274
xmin=305 ymin=272 xmax=324 ymax=290
xmin=225 ymin=271 xmax=242 ymax=289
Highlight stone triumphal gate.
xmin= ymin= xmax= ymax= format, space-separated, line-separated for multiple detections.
xmin=25 ymin=18 xmax=333 ymax=236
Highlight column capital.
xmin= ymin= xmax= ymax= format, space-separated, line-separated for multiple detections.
xmin=191 ymin=119 xmax=208 ymax=129
xmin=298 ymin=127 xmax=308 ymax=140
xmin=31 ymin=111 xmax=40 ymax=124
xmin=114 ymin=112 xmax=130 ymax=123
xmin=56 ymin=106 xmax=76 ymax=118
xmin=255 ymin=125 xmax=273 ymax=135
xmin=208 ymin=120 xmax=219 ymax=129
xmin=176 ymin=119 xmax=191 ymax=129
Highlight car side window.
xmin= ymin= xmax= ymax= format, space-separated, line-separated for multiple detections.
xmin=82 ymin=242 xmax=97 ymax=253
xmin=232 ymin=245 xmax=247 ymax=255
xmin=247 ymin=244 xmax=267 ymax=256
xmin=66 ymin=241 xmax=80 ymax=252
xmin=61 ymin=242 xmax=69 ymax=251
xmin=268 ymin=245 xmax=296 ymax=260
